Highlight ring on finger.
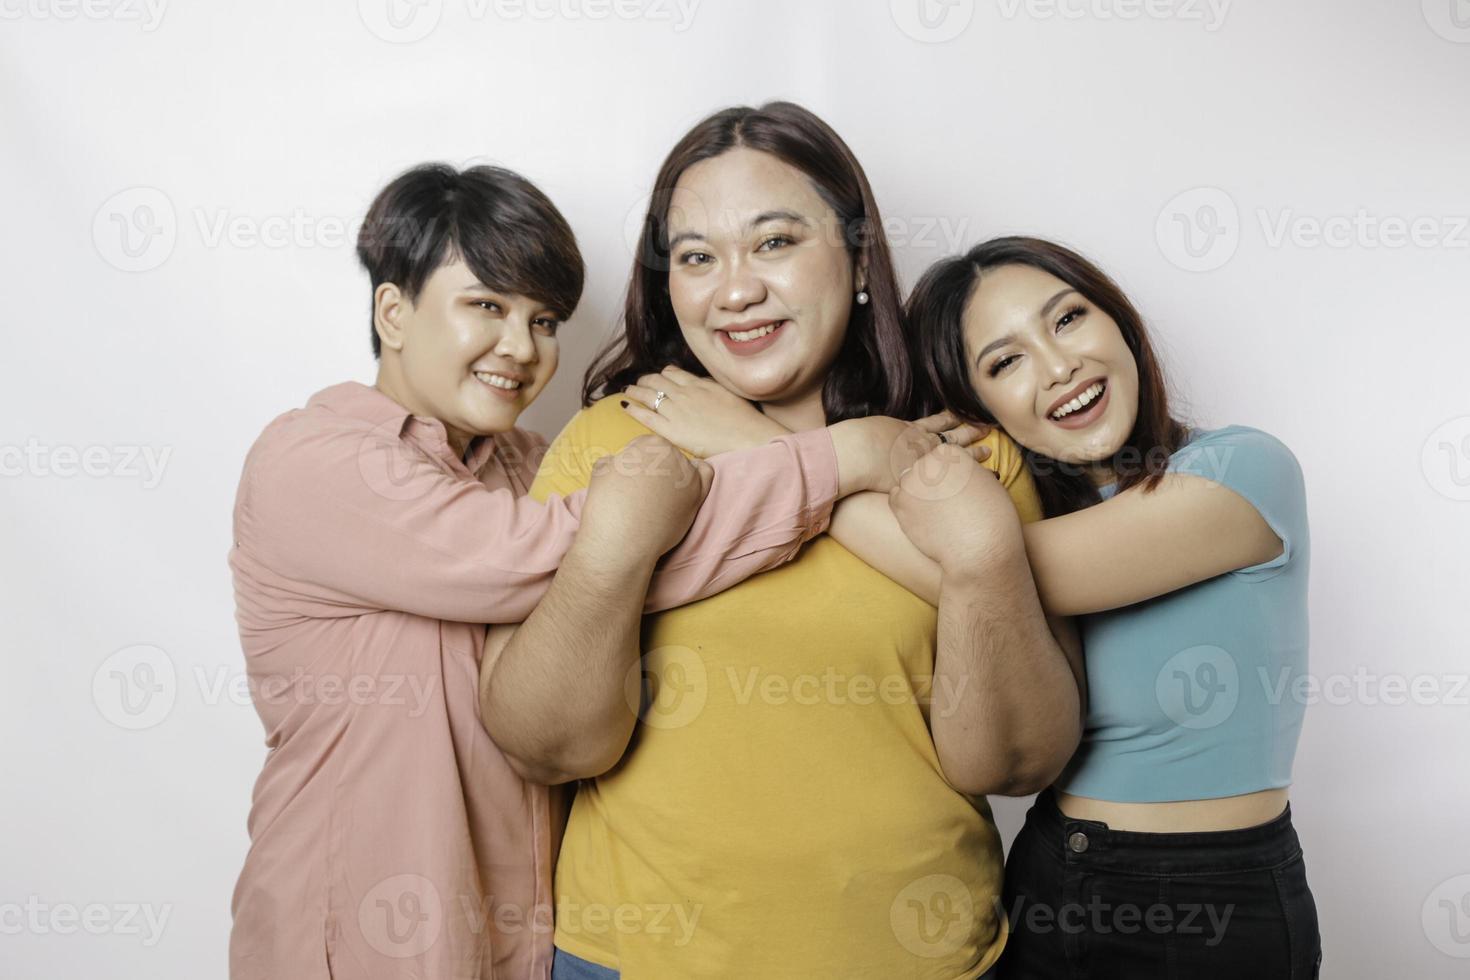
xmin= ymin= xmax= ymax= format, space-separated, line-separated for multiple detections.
xmin=653 ymin=390 xmax=668 ymax=412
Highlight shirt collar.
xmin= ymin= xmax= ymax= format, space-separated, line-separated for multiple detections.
xmin=309 ymin=381 xmax=500 ymax=476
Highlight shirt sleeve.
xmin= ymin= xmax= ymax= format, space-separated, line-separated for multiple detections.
xmin=234 ymin=412 xmax=589 ymax=625
xmin=531 ymin=398 xmax=841 ymax=612
xmin=1168 ymin=425 xmax=1308 ymax=580
xmin=982 ymin=428 xmax=1046 ymax=524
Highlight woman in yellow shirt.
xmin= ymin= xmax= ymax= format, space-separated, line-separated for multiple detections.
xmin=482 ymin=101 xmax=1083 ymax=979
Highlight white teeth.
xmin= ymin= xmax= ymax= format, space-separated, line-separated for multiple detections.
xmin=727 ymin=322 xmax=779 ymax=342
xmin=475 ymin=371 xmax=522 ymax=390
xmin=1050 ymin=382 xmax=1105 ymax=420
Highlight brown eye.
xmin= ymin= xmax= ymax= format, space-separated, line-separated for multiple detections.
xmin=988 ymin=354 xmax=1019 ymax=378
xmin=1057 ymin=304 xmax=1086 ymax=329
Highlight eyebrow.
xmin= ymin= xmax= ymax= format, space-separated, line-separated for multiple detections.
xmin=667 ymin=209 xmax=812 ymax=251
xmin=972 ymin=287 xmax=1080 ymax=367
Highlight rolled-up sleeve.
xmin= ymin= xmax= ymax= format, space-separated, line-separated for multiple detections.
xmin=236 ymin=414 xmax=588 ymax=624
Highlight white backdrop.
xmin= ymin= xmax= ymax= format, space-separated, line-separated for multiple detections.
xmin=3 ymin=1 xmax=1468 ymax=976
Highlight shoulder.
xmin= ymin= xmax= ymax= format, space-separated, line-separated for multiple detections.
xmin=549 ymin=395 xmax=657 ymax=457
xmin=1170 ymin=425 xmax=1304 ymax=491
xmin=980 ymin=428 xmax=1044 ymax=524
xmin=530 ymin=396 xmax=658 ymax=500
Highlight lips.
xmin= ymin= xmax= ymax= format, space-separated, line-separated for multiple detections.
xmin=715 ymin=319 xmax=788 ymax=356
xmin=472 ymin=370 xmax=526 ymax=401
xmin=1047 ymin=379 xmax=1110 ymax=430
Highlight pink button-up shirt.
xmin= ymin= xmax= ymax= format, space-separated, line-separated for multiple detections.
xmin=227 ymin=382 xmax=838 ymax=980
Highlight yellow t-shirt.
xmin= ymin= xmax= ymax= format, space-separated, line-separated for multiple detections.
xmin=534 ymin=397 xmax=1043 ymax=979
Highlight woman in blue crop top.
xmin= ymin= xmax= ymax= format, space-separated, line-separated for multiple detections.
xmin=890 ymin=236 xmax=1321 ymax=978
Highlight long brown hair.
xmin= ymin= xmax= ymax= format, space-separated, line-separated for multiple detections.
xmin=907 ymin=236 xmax=1188 ymax=517
xmin=582 ymin=101 xmax=911 ymax=423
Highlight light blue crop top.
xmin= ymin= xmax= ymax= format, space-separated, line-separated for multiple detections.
xmin=1055 ymin=425 xmax=1310 ymax=803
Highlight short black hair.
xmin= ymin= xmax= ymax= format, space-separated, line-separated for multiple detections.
xmin=356 ymin=163 xmax=585 ymax=358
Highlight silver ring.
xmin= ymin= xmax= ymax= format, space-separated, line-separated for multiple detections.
xmin=653 ymin=390 xmax=668 ymax=412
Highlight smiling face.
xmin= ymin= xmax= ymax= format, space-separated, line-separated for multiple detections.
xmin=375 ymin=256 xmax=560 ymax=455
xmin=664 ymin=148 xmax=861 ymax=422
xmin=962 ymin=263 xmax=1139 ymax=474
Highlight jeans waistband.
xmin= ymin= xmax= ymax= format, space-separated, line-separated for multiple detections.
xmin=1027 ymin=787 xmax=1303 ymax=875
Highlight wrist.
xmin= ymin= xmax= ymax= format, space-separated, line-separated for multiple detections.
xmin=827 ymin=418 xmax=880 ymax=496
xmin=566 ymin=521 xmax=661 ymax=581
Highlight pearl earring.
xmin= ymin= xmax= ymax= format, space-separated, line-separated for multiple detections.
xmin=855 ymin=290 xmax=869 ymax=305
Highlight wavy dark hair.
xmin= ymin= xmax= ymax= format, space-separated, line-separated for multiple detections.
xmin=582 ymin=101 xmax=911 ymax=422
xmin=908 ymin=236 xmax=1188 ymax=517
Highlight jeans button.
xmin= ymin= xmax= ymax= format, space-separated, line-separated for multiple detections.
xmin=1067 ymin=831 xmax=1090 ymax=853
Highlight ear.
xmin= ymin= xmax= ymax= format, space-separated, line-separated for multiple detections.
xmin=373 ymin=282 xmax=408 ymax=354
xmin=854 ymin=257 xmax=868 ymax=295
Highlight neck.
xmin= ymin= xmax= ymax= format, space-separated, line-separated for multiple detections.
xmin=1084 ymin=461 xmax=1117 ymax=487
xmin=759 ymin=385 xmax=827 ymax=433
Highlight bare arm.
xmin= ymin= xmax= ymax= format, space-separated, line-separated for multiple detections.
xmin=888 ymin=447 xmax=1083 ymax=796
xmin=479 ymin=436 xmax=711 ymax=784
xmin=832 ymin=471 xmax=1281 ymax=617
xmin=930 ymin=547 xmax=1084 ymax=796
xmin=479 ymin=541 xmax=657 ymax=785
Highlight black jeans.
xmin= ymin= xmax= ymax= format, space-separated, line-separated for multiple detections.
xmin=997 ymin=788 xmax=1321 ymax=979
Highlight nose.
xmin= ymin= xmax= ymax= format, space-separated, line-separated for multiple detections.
xmin=715 ymin=257 xmax=766 ymax=312
xmin=494 ymin=317 xmax=537 ymax=364
xmin=1037 ymin=335 xmax=1083 ymax=389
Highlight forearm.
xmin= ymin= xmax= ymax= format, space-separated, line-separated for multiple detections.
xmin=930 ymin=547 xmax=1082 ymax=797
xmin=479 ymin=539 xmax=657 ymax=784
